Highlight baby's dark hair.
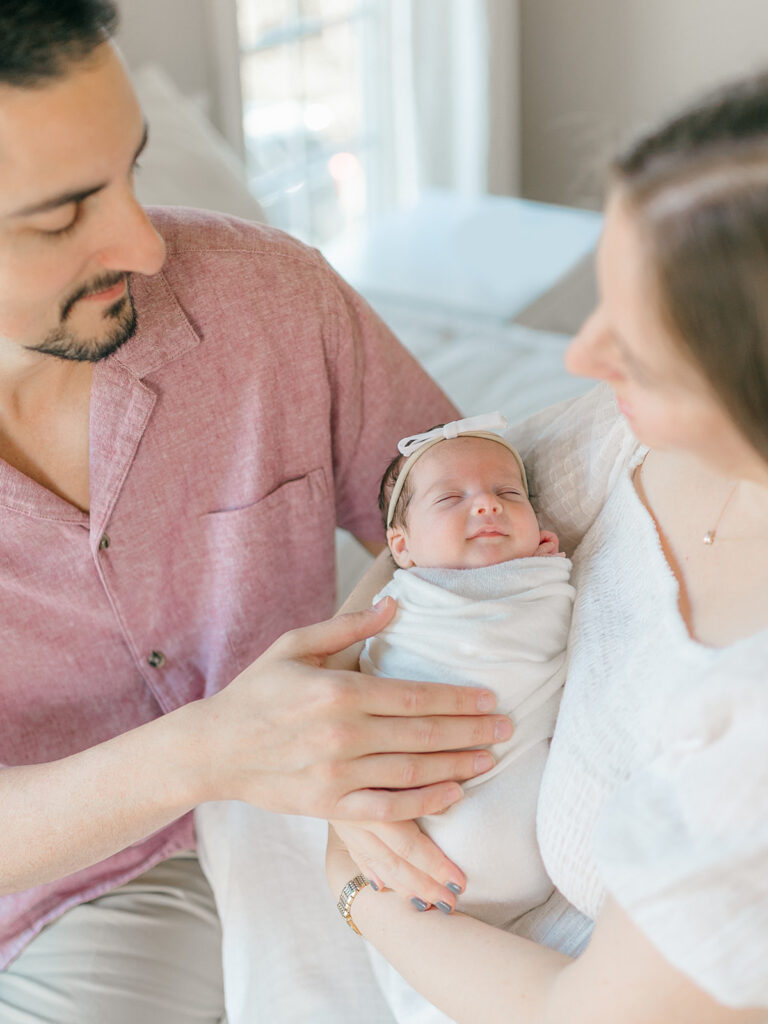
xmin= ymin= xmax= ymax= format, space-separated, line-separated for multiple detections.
xmin=378 ymin=423 xmax=447 ymax=530
xmin=378 ymin=451 xmax=409 ymax=530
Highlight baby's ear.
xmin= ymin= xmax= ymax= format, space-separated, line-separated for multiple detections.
xmin=386 ymin=525 xmax=414 ymax=568
xmin=536 ymin=529 xmax=561 ymax=556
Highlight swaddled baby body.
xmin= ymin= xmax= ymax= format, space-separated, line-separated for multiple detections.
xmin=360 ymin=414 xmax=574 ymax=1023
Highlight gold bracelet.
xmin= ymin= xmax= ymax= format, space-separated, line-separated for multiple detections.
xmin=337 ymin=873 xmax=370 ymax=935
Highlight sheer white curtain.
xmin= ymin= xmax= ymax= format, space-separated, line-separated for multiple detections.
xmin=377 ymin=0 xmax=520 ymax=211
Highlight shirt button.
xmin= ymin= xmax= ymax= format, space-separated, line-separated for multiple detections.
xmin=98 ymin=533 xmax=110 ymax=551
xmin=147 ymin=650 xmax=166 ymax=669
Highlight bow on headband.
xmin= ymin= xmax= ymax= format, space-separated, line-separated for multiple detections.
xmin=397 ymin=412 xmax=509 ymax=456
xmin=386 ymin=411 xmax=527 ymax=528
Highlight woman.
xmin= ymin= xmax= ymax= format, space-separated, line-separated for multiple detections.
xmin=326 ymin=72 xmax=768 ymax=1022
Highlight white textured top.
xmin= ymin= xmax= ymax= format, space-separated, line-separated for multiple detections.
xmin=508 ymin=383 xmax=768 ymax=1009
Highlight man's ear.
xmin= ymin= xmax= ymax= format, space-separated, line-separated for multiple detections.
xmin=386 ymin=525 xmax=414 ymax=568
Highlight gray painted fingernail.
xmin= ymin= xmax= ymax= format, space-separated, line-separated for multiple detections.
xmin=446 ymin=882 xmax=462 ymax=895
xmin=410 ymin=897 xmax=429 ymax=912
xmin=369 ymin=879 xmax=379 ymax=891
xmin=436 ymin=901 xmax=452 ymax=914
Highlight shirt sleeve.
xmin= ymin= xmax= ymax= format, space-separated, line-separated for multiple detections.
xmin=505 ymin=382 xmax=640 ymax=555
xmin=319 ymin=258 xmax=459 ymax=543
xmin=593 ymin=657 xmax=768 ymax=1009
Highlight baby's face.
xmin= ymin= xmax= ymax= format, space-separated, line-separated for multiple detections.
xmin=387 ymin=437 xmax=543 ymax=570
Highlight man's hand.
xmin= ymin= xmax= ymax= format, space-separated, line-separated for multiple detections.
xmin=191 ymin=597 xmax=510 ymax=821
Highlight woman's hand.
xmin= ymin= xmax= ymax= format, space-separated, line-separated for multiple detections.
xmin=330 ymin=819 xmax=467 ymax=912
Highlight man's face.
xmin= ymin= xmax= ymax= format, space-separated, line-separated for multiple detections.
xmin=0 ymin=42 xmax=166 ymax=363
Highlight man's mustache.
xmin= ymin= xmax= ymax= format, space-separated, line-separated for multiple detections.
xmin=61 ymin=273 xmax=128 ymax=321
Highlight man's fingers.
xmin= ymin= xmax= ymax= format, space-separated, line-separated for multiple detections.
xmin=275 ymin=598 xmax=398 ymax=661
xmin=342 ymin=672 xmax=500 ymax=717
xmin=351 ymin=712 xmax=512 ymax=755
xmin=349 ymin=750 xmax=495 ymax=791
xmin=335 ymin=781 xmax=465 ymax=822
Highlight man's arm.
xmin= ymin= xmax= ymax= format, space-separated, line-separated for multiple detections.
xmin=0 ymin=601 xmax=510 ymax=896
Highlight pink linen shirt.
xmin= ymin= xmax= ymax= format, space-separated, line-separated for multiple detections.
xmin=0 ymin=207 xmax=457 ymax=968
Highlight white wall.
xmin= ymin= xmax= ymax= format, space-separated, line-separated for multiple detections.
xmin=115 ymin=0 xmax=243 ymax=152
xmin=115 ymin=0 xmax=768 ymax=210
xmin=117 ymin=0 xmax=210 ymax=98
xmin=520 ymin=0 xmax=768 ymax=207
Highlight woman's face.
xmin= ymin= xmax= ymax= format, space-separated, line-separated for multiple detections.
xmin=565 ymin=192 xmax=763 ymax=480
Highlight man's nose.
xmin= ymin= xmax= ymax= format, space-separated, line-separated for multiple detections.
xmin=471 ymin=493 xmax=502 ymax=515
xmin=95 ymin=188 xmax=166 ymax=277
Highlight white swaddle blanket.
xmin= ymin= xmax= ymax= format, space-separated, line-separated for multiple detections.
xmin=362 ymin=557 xmax=574 ymax=923
xmin=361 ymin=557 xmax=574 ymax=1024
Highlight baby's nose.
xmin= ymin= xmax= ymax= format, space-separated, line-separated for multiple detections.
xmin=471 ymin=493 xmax=502 ymax=515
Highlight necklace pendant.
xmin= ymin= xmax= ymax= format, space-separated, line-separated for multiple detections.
xmin=703 ymin=530 xmax=715 ymax=545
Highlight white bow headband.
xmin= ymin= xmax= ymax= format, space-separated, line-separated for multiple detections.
xmin=386 ymin=411 xmax=528 ymax=528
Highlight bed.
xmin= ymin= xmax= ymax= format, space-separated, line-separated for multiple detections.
xmin=130 ymin=63 xmax=603 ymax=602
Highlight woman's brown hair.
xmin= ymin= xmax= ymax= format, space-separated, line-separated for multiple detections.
xmin=613 ymin=72 xmax=768 ymax=462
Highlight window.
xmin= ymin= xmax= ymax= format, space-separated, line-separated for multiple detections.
xmin=236 ymin=0 xmax=386 ymax=245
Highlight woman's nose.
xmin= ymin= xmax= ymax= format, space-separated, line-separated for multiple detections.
xmin=565 ymin=307 xmax=620 ymax=382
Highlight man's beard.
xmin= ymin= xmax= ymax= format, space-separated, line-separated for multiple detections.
xmin=28 ymin=273 xmax=138 ymax=363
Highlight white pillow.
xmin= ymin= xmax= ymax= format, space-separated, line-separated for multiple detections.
xmin=131 ymin=64 xmax=266 ymax=223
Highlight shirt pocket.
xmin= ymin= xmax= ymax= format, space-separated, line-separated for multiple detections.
xmin=199 ymin=467 xmax=335 ymax=677
xmin=204 ymin=468 xmax=327 ymax=518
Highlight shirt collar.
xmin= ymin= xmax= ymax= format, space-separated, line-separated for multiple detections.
xmin=107 ymin=267 xmax=200 ymax=380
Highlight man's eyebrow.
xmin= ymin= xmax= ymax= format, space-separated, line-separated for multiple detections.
xmin=9 ymin=122 xmax=149 ymax=219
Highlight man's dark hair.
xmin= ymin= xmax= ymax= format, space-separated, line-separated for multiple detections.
xmin=0 ymin=0 xmax=118 ymax=87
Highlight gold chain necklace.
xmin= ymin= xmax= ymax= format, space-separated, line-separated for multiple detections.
xmin=703 ymin=482 xmax=739 ymax=545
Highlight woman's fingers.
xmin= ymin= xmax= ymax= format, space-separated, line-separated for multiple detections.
xmin=333 ymin=820 xmax=466 ymax=910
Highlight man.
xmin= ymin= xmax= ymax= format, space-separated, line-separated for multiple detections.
xmin=0 ymin=2 xmax=512 ymax=1021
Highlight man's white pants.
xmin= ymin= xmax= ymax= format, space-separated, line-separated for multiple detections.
xmin=195 ymin=800 xmax=396 ymax=1024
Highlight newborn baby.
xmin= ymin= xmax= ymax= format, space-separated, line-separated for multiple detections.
xmin=362 ymin=413 xmax=574 ymax=931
